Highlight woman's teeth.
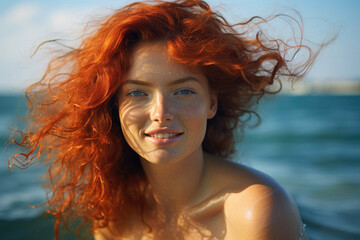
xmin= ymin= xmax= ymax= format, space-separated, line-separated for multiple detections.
xmin=150 ymin=133 xmax=180 ymax=139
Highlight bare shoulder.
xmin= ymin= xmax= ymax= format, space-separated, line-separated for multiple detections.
xmin=206 ymin=156 xmax=304 ymax=240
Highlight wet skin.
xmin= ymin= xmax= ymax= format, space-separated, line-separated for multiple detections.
xmin=95 ymin=41 xmax=305 ymax=240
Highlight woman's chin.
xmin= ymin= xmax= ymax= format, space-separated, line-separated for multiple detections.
xmin=140 ymin=150 xmax=183 ymax=165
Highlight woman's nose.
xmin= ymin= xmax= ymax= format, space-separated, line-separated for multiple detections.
xmin=150 ymin=93 xmax=174 ymax=123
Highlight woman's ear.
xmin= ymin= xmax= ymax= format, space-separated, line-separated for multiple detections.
xmin=208 ymin=93 xmax=218 ymax=119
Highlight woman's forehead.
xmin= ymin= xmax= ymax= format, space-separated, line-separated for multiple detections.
xmin=126 ymin=41 xmax=204 ymax=81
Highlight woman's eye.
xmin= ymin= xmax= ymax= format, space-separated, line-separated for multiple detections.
xmin=175 ymin=89 xmax=196 ymax=95
xmin=127 ymin=90 xmax=147 ymax=97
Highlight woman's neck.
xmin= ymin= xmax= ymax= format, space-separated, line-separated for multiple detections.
xmin=140 ymin=148 xmax=205 ymax=213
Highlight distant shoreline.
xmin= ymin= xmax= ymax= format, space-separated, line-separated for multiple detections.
xmin=1 ymin=80 xmax=360 ymax=96
xmin=279 ymin=79 xmax=360 ymax=95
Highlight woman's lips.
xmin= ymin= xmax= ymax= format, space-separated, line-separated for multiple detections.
xmin=145 ymin=130 xmax=183 ymax=145
xmin=147 ymin=133 xmax=182 ymax=139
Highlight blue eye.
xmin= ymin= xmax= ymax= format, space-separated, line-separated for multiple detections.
xmin=127 ymin=90 xmax=147 ymax=97
xmin=175 ymin=89 xmax=196 ymax=95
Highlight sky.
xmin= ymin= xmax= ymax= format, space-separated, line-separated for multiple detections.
xmin=0 ymin=0 xmax=359 ymax=93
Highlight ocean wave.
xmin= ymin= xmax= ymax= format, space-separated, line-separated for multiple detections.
xmin=245 ymin=132 xmax=360 ymax=143
xmin=300 ymin=205 xmax=360 ymax=240
xmin=0 ymin=186 xmax=45 ymax=220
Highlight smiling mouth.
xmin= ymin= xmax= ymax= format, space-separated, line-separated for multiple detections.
xmin=145 ymin=133 xmax=183 ymax=139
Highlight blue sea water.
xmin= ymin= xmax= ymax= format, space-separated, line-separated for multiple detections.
xmin=1 ymin=94 xmax=360 ymax=240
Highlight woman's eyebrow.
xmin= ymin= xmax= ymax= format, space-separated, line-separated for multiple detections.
xmin=122 ymin=79 xmax=152 ymax=86
xmin=123 ymin=77 xmax=201 ymax=86
xmin=170 ymin=77 xmax=201 ymax=86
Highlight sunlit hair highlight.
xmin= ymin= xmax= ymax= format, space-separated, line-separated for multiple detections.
xmin=9 ymin=0 xmax=323 ymax=238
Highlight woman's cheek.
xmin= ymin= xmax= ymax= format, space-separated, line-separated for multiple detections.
xmin=181 ymin=104 xmax=209 ymax=127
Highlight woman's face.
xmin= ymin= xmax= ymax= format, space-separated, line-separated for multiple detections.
xmin=117 ymin=41 xmax=217 ymax=164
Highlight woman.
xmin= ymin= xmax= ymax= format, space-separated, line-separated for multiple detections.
xmin=10 ymin=0 xmax=317 ymax=239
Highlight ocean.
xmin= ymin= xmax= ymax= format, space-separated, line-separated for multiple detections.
xmin=1 ymin=94 xmax=360 ymax=240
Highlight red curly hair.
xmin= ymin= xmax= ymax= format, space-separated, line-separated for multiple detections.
xmin=10 ymin=0 xmax=321 ymax=238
